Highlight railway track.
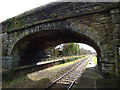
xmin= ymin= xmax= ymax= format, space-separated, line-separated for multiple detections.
xmin=45 ymin=56 xmax=92 ymax=90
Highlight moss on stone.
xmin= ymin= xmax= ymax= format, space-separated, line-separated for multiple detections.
xmin=4 ymin=15 xmax=25 ymax=31
xmin=50 ymin=13 xmax=57 ymax=19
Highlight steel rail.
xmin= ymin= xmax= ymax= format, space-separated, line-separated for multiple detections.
xmin=45 ymin=55 xmax=91 ymax=90
xmin=67 ymin=57 xmax=90 ymax=90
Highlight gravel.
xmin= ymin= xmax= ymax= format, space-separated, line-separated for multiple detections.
xmin=27 ymin=57 xmax=86 ymax=88
xmin=3 ymin=56 xmax=87 ymax=88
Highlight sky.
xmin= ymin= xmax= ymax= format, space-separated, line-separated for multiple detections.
xmin=1 ymin=0 xmax=119 ymax=22
xmin=78 ymin=43 xmax=95 ymax=52
xmin=0 ymin=0 xmax=57 ymax=22
xmin=0 ymin=0 xmax=96 ymax=52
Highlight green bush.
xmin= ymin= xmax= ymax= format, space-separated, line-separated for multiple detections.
xmin=60 ymin=56 xmax=82 ymax=65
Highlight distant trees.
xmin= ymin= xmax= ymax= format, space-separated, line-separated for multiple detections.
xmin=79 ymin=48 xmax=94 ymax=55
xmin=50 ymin=43 xmax=94 ymax=59
xmin=51 ymin=48 xmax=60 ymax=59
xmin=62 ymin=43 xmax=80 ymax=56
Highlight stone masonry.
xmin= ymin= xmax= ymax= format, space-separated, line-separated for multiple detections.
xmin=1 ymin=2 xmax=120 ymax=78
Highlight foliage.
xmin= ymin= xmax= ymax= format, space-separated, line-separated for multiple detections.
xmin=50 ymin=13 xmax=57 ymax=19
xmin=51 ymin=48 xmax=61 ymax=59
xmin=50 ymin=43 xmax=94 ymax=59
xmin=92 ymin=56 xmax=97 ymax=64
xmin=50 ymin=43 xmax=80 ymax=58
xmin=60 ymin=56 xmax=81 ymax=64
xmin=62 ymin=43 xmax=80 ymax=56
xmin=4 ymin=15 xmax=24 ymax=31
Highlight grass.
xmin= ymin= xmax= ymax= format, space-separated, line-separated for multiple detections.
xmin=3 ymin=76 xmax=51 ymax=88
xmin=3 ymin=55 xmax=88 ymax=88
xmin=83 ymin=56 xmax=92 ymax=70
xmin=37 ymin=55 xmax=85 ymax=65
xmin=27 ymin=56 xmax=88 ymax=81
xmin=91 ymin=56 xmax=97 ymax=64
xmin=46 ymin=58 xmax=78 ymax=70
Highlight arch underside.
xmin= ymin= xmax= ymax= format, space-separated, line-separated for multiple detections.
xmin=11 ymin=29 xmax=101 ymax=67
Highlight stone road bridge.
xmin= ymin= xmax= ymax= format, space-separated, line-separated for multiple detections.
xmin=1 ymin=2 xmax=120 ymax=78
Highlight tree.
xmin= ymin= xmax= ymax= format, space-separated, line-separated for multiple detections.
xmin=51 ymin=48 xmax=56 ymax=59
xmin=80 ymin=48 xmax=93 ymax=55
xmin=62 ymin=43 xmax=80 ymax=56
xmin=50 ymin=47 xmax=62 ymax=59
xmin=50 ymin=43 xmax=94 ymax=58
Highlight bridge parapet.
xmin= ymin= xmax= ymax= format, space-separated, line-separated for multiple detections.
xmin=2 ymin=2 xmax=120 ymax=33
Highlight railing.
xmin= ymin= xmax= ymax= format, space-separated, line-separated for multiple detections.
xmin=2 ymin=56 xmax=12 ymax=69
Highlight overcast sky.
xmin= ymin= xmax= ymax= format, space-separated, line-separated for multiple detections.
xmin=0 ymin=0 xmax=97 ymax=52
xmin=0 ymin=0 xmax=119 ymax=22
xmin=0 ymin=0 xmax=57 ymax=22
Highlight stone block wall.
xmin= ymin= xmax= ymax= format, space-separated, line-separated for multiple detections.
xmin=1 ymin=2 xmax=120 ymax=78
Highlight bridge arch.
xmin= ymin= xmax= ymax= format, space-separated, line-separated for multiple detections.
xmin=9 ymin=20 xmax=103 ymax=70
xmin=1 ymin=2 xmax=119 ymax=79
xmin=9 ymin=19 xmax=104 ymax=55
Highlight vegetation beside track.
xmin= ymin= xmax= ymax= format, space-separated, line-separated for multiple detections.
xmin=92 ymin=56 xmax=97 ymax=64
xmin=3 ymin=55 xmax=88 ymax=88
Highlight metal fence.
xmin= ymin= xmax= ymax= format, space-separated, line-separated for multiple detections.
xmin=2 ymin=56 xmax=12 ymax=69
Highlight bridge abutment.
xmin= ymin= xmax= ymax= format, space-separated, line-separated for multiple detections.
xmin=1 ymin=2 xmax=120 ymax=80
xmin=110 ymin=8 xmax=120 ymax=78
